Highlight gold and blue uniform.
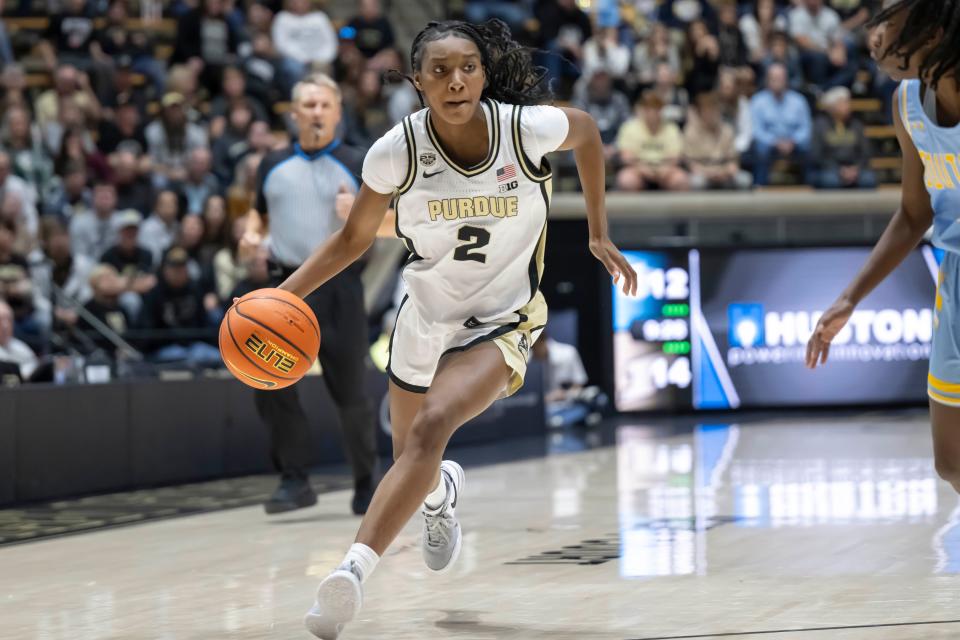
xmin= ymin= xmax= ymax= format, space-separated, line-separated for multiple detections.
xmin=899 ymin=80 xmax=960 ymax=405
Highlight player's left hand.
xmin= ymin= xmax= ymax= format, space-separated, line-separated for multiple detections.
xmin=335 ymin=184 xmax=355 ymax=221
xmin=590 ymin=236 xmax=637 ymax=296
xmin=806 ymin=296 xmax=854 ymax=368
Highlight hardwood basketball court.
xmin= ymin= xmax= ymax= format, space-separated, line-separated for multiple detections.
xmin=3 ymin=412 xmax=959 ymax=640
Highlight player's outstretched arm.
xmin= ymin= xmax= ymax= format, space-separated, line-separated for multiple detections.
xmin=278 ymin=184 xmax=393 ymax=298
xmin=557 ymin=107 xmax=638 ymax=297
xmin=806 ymin=88 xmax=934 ymax=368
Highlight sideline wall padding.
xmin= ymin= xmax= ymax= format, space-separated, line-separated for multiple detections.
xmin=0 ymin=366 xmax=545 ymax=506
xmin=223 ymin=381 xmax=272 ymax=475
xmin=129 ymin=380 xmax=228 ymax=486
xmin=15 ymin=384 xmax=129 ymax=503
xmin=0 ymin=392 xmax=14 ymax=504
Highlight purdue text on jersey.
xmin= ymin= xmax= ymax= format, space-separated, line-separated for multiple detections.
xmin=427 ymin=196 xmax=519 ymax=221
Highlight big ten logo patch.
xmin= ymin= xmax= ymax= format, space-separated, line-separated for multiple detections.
xmin=245 ymin=333 xmax=298 ymax=373
xmin=497 ymin=163 xmax=518 ymax=193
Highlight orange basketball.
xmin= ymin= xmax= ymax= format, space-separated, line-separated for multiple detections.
xmin=219 ymin=288 xmax=321 ymax=390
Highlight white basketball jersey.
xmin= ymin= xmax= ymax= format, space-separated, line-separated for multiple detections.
xmin=393 ymin=99 xmax=553 ymax=327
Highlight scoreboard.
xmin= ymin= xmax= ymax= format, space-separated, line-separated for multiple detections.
xmin=612 ymin=251 xmax=693 ymax=411
xmin=612 ymin=247 xmax=938 ymax=411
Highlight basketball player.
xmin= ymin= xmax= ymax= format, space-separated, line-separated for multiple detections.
xmin=807 ymin=1 xmax=960 ymax=491
xmin=278 ymin=20 xmax=637 ymax=638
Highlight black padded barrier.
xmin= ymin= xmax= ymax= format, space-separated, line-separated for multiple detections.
xmin=0 ymin=364 xmax=546 ymax=507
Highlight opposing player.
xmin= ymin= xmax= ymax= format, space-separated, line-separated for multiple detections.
xmin=807 ymin=1 xmax=960 ymax=489
xmin=276 ymin=18 xmax=637 ymax=639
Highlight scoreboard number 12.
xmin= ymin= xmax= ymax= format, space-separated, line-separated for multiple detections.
xmin=638 ymin=267 xmax=690 ymax=301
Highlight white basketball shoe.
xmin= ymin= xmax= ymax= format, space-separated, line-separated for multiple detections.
xmin=421 ymin=460 xmax=465 ymax=573
xmin=304 ymin=564 xmax=363 ymax=639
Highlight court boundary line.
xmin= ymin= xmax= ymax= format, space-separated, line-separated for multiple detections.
xmin=627 ymin=619 xmax=960 ymax=639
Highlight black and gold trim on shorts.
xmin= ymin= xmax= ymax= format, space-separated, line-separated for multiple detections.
xmin=426 ymin=99 xmax=501 ymax=177
xmin=511 ymin=105 xmax=554 ymax=183
xmin=440 ymin=292 xmax=549 ymax=397
xmin=441 ymin=318 xmax=524 ymax=360
xmin=386 ymin=295 xmax=428 ymax=394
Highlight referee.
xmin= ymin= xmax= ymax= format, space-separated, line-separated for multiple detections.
xmin=243 ymin=73 xmax=391 ymax=515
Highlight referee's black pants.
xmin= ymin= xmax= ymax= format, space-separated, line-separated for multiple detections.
xmin=254 ymin=266 xmax=378 ymax=485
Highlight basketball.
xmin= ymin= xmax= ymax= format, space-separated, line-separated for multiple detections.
xmin=219 ymin=288 xmax=321 ymax=390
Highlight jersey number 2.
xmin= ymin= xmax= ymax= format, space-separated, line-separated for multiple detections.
xmin=453 ymin=226 xmax=490 ymax=263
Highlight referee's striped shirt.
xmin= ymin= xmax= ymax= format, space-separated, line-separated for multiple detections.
xmin=254 ymin=139 xmax=365 ymax=268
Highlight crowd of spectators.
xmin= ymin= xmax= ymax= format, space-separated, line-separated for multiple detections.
xmin=0 ymin=0 xmax=419 ymax=376
xmin=518 ymin=0 xmax=887 ymax=191
xmin=0 ymin=0 xmax=892 ymax=378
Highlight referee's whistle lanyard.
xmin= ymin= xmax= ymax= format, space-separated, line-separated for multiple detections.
xmin=294 ymin=138 xmax=341 ymax=160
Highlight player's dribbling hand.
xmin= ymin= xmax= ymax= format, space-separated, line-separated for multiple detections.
xmin=805 ymin=297 xmax=854 ymax=369
xmin=589 ymin=236 xmax=638 ymax=296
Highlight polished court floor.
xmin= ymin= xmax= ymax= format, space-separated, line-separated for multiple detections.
xmin=4 ymin=411 xmax=960 ymax=639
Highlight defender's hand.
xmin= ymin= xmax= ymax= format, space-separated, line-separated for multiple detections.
xmin=806 ymin=298 xmax=855 ymax=368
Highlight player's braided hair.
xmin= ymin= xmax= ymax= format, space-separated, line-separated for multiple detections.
xmin=868 ymin=0 xmax=960 ymax=89
xmin=405 ymin=19 xmax=553 ymax=107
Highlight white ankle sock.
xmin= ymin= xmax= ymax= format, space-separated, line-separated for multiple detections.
xmin=423 ymin=471 xmax=448 ymax=510
xmin=340 ymin=543 xmax=379 ymax=584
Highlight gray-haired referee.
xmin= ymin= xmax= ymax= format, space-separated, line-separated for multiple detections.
xmin=243 ymin=73 xmax=393 ymax=515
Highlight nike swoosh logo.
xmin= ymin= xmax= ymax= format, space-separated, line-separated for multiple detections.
xmin=224 ymin=358 xmax=278 ymax=388
xmin=423 ymin=169 xmax=445 ymax=178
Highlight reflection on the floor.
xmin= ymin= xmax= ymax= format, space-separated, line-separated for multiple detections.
xmin=11 ymin=414 xmax=960 ymax=640
xmin=603 ymin=420 xmax=954 ymax=579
